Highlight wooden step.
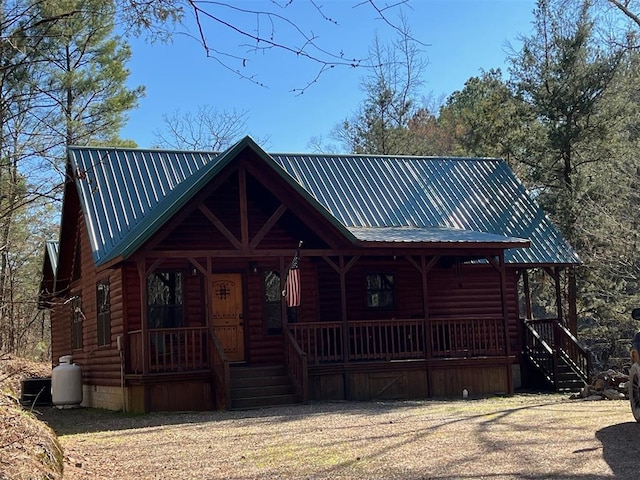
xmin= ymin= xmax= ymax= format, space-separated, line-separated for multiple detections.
xmin=232 ymin=393 xmax=300 ymax=410
xmin=232 ymin=383 xmax=296 ymax=399
xmin=230 ymin=365 xmax=300 ymax=410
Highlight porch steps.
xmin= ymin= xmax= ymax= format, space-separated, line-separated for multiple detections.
xmin=555 ymin=357 xmax=586 ymax=393
xmin=230 ymin=365 xmax=300 ymax=410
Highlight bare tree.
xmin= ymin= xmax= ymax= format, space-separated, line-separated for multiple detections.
xmin=153 ymin=105 xmax=249 ymax=151
xmin=118 ymin=0 xmax=422 ymax=92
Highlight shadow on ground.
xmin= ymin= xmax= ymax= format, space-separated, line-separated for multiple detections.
xmin=596 ymin=422 xmax=640 ymax=479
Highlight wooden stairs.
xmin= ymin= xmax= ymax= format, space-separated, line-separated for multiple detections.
xmin=230 ymin=364 xmax=301 ymax=410
xmin=523 ymin=318 xmax=591 ymax=393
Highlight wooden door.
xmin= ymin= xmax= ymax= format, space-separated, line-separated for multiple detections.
xmin=211 ymin=274 xmax=245 ymax=362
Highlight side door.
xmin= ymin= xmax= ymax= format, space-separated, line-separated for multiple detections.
xmin=211 ymin=273 xmax=244 ymax=362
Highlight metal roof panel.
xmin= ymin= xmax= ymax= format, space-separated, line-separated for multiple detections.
xmin=66 ymin=138 xmax=579 ymax=266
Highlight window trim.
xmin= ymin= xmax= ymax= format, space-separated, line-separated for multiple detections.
xmin=146 ymin=271 xmax=185 ymax=329
xmin=365 ymin=273 xmax=395 ymax=310
xmin=96 ymin=280 xmax=111 ymax=347
xmin=263 ymin=269 xmax=283 ymax=335
xmin=71 ymin=295 xmax=83 ymax=350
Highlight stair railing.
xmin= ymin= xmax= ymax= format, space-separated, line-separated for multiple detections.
xmin=523 ymin=318 xmax=592 ymax=390
xmin=523 ymin=320 xmax=555 ymax=385
xmin=208 ymin=327 xmax=231 ymax=409
xmin=552 ymin=321 xmax=591 ymax=384
xmin=284 ymin=329 xmax=308 ymax=403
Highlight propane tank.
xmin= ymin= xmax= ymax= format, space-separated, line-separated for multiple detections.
xmin=51 ymin=355 xmax=82 ymax=408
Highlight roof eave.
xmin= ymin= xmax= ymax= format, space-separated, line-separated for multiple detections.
xmin=354 ymin=240 xmax=531 ymax=250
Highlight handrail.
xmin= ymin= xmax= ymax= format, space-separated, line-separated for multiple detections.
xmin=553 ymin=321 xmax=591 ymax=384
xmin=284 ymin=330 xmax=308 ymax=403
xmin=522 ymin=320 xmax=555 ymax=384
xmin=208 ymin=326 xmax=230 ymax=410
xmin=522 ymin=318 xmax=591 ymax=389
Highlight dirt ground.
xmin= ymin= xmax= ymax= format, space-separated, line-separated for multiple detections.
xmin=36 ymin=393 xmax=640 ymax=480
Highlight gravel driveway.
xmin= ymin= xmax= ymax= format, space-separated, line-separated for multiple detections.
xmin=38 ymin=394 xmax=640 ymax=479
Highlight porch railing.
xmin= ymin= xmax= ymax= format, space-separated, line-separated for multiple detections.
xmin=126 ymin=327 xmax=210 ymax=374
xmin=284 ymin=330 xmax=308 ymax=403
xmin=430 ymin=316 xmax=505 ymax=358
xmin=349 ymin=319 xmax=425 ymax=361
xmin=290 ymin=316 xmax=504 ymax=364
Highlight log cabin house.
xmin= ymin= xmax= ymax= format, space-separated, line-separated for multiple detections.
xmin=40 ymin=136 xmax=588 ymax=412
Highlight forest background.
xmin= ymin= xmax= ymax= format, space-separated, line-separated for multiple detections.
xmin=3 ymin=0 xmax=640 ymax=370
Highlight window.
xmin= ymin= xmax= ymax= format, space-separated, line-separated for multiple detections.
xmin=97 ymin=282 xmax=111 ymax=346
xmin=147 ymin=272 xmax=184 ymax=328
xmin=366 ymin=273 xmax=395 ymax=308
xmin=71 ymin=296 xmax=83 ymax=350
xmin=264 ymin=270 xmax=282 ymax=335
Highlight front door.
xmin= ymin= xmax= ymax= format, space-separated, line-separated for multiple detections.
xmin=211 ymin=273 xmax=245 ymax=362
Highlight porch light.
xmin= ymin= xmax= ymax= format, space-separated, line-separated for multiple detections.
xmin=249 ymin=262 xmax=258 ymax=274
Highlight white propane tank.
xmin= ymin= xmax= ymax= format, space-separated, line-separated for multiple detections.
xmin=52 ymin=355 xmax=83 ymax=408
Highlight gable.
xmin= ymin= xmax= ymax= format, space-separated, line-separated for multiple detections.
xmin=66 ymin=136 xmax=578 ymax=268
xmin=154 ymin=165 xmax=337 ymax=252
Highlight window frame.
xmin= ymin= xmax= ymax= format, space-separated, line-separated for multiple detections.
xmin=365 ymin=273 xmax=395 ymax=310
xmin=146 ymin=271 xmax=185 ymax=329
xmin=263 ymin=269 xmax=283 ymax=335
xmin=71 ymin=295 xmax=83 ymax=350
xmin=96 ymin=281 xmax=111 ymax=347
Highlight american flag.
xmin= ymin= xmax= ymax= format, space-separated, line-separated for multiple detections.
xmin=284 ymin=244 xmax=301 ymax=308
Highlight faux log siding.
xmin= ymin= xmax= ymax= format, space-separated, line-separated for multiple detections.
xmin=50 ymin=305 xmax=71 ymax=367
xmin=428 ymin=265 xmax=503 ymax=316
xmin=245 ymin=269 xmax=283 ymax=365
xmin=123 ymin=263 xmax=141 ymax=331
xmin=505 ymin=269 xmax=521 ymax=357
xmin=316 ymin=260 xmax=341 ymax=322
xmin=184 ymin=274 xmax=206 ymax=327
xmin=51 ymin=211 xmax=125 ymax=387
xmin=428 ymin=265 xmax=521 ymax=356
xmin=244 ymin=257 xmax=319 ymax=365
xmin=344 ymin=259 xmax=424 ymax=321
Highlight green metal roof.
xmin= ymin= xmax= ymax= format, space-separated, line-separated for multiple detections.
xmin=65 ymin=136 xmax=579 ymax=266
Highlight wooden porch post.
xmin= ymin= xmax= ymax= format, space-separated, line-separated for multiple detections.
xmin=421 ymin=256 xmax=430 ymax=360
xmin=421 ymin=256 xmax=439 ymax=361
xmin=339 ymin=255 xmax=348 ymax=364
xmin=554 ymin=267 xmax=564 ymax=324
xmin=522 ymin=269 xmax=533 ymax=320
xmin=490 ymin=253 xmax=513 ymax=394
xmin=138 ymin=260 xmax=148 ymax=376
xmin=280 ymin=255 xmax=288 ymax=331
xmin=497 ymin=253 xmax=511 ymax=356
xmin=567 ymin=266 xmax=577 ymax=335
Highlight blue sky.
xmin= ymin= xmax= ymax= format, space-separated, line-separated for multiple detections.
xmin=121 ymin=0 xmax=537 ymax=153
